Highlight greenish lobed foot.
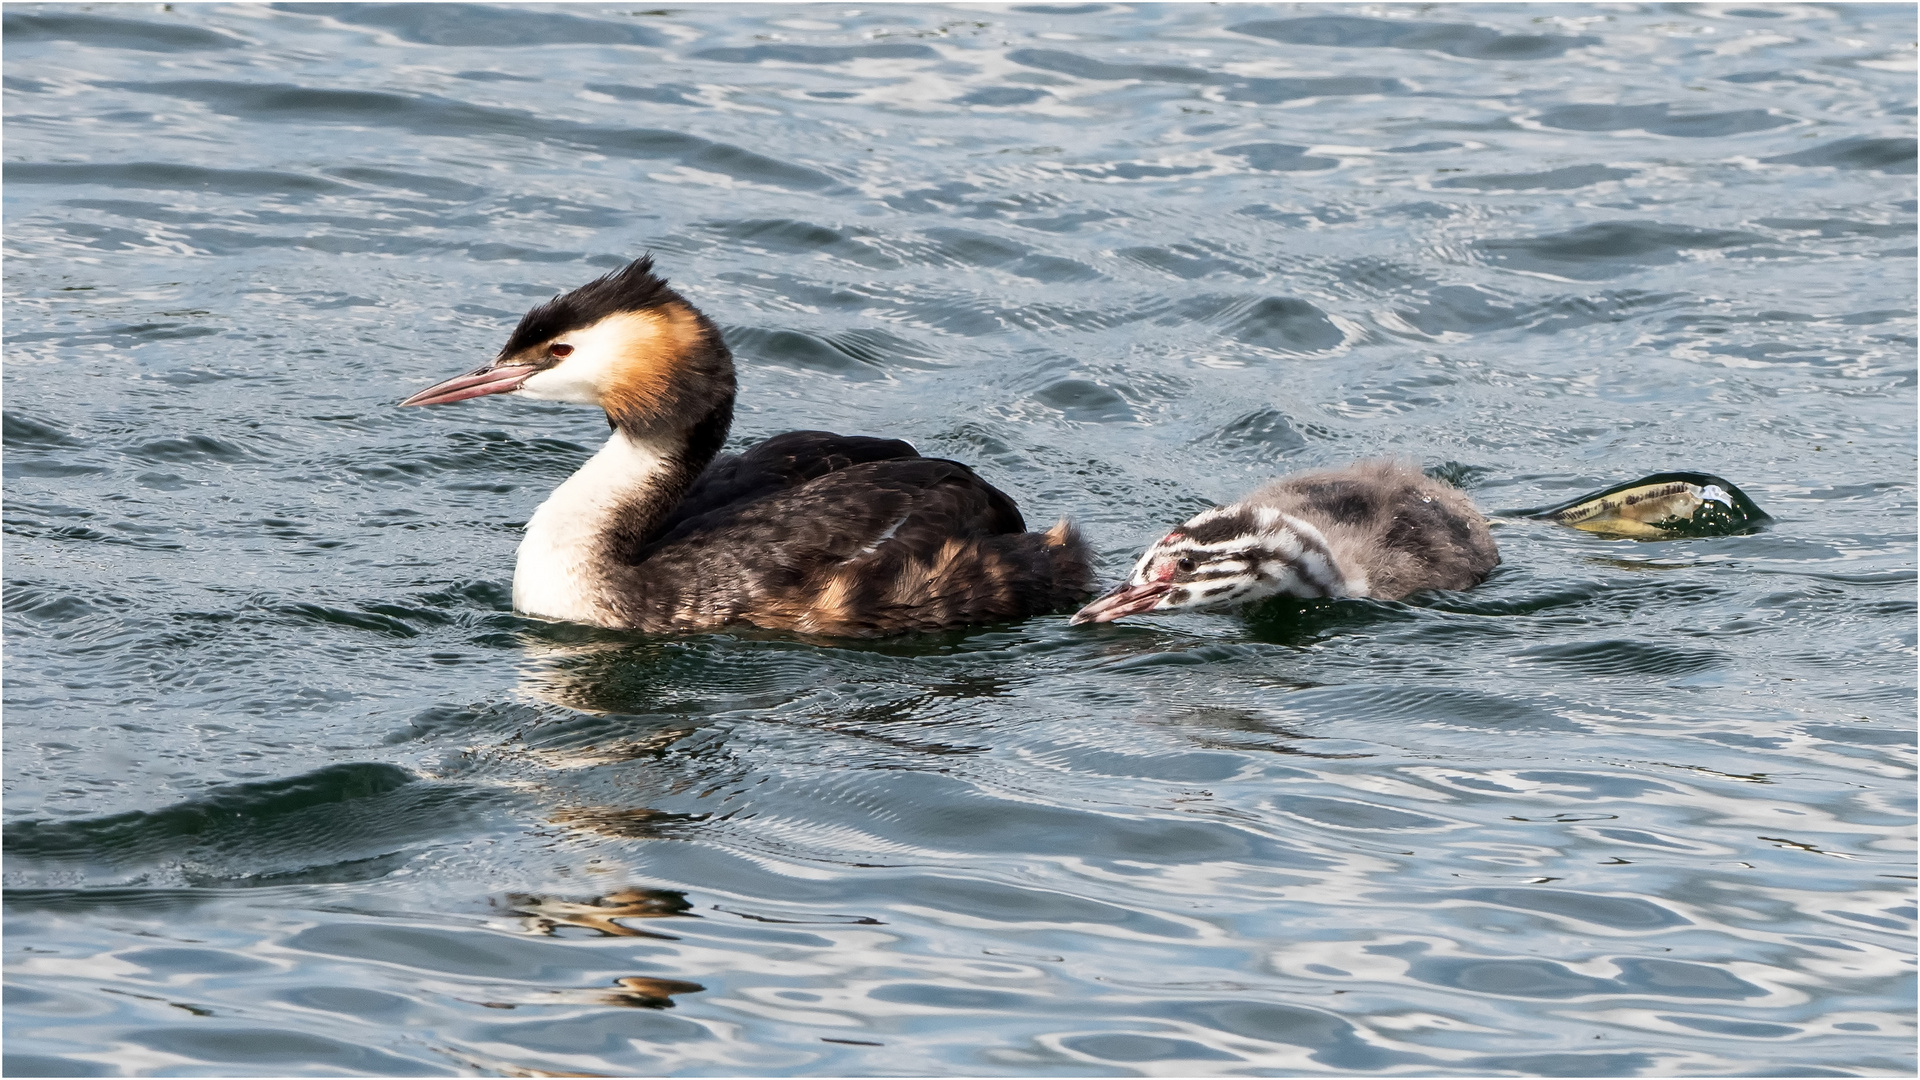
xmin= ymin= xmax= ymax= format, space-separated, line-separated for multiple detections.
xmin=1517 ymin=471 xmax=1771 ymax=539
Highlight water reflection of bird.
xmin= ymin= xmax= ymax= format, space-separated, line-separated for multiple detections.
xmin=506 ymin=885 xmax=694 ymax=938
xmin=403 ymin=257 xmax=1091 ymax=636
xmin=1073 ymin=460 xmax=1499 ymax=624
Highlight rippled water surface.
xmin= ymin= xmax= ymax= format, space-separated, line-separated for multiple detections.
xmin=5 ymin=3 xmax=1916 ymax=1075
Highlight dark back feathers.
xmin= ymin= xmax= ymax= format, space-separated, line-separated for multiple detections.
xmin=614 ymin=448 xmax=1073 ymax=635
xmin=651 ymin=431 xmax=942 ymax=546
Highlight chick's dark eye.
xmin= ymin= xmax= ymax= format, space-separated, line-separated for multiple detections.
xmin=1176 ymin=557 xmax=1195 ymax=572
xmin=548 ymin=343 xmax=574 ymax=358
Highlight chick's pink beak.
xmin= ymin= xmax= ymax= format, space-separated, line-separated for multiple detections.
xmin=1069 ymin=581 xmax=1170 ymax=625
xmin=399 ymin=363 xmax=535 ymax=407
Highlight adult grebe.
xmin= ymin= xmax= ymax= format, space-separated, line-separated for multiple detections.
xmin=403 ymin=257 xmax=1092 ymax=636
xmin=1072 ymin=460 xmax=1497 ymax=624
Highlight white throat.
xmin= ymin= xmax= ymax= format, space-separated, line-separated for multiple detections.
xmin=513 ymin=429 xmax=676 ymax=625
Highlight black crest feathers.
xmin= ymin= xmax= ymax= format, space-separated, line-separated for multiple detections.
xmin=498 ymin=256 xmax=680 ymax=359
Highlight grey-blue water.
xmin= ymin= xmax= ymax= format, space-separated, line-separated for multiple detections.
xmin=5 ymin=3 xmax=1914 ymax=1075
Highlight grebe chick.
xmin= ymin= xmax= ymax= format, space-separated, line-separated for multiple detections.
xmin=1071 ymin=460 xmax=1496 ymax=624
xmin=403 ymin=257 xmax=1092 ymax=636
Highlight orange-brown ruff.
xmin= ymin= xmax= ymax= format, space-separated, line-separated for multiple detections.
xmin=401 ymin=257 xmax=1092 ymax=636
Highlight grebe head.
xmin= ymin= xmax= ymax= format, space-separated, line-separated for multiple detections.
xmin=400 ymin=256 xmax=733 ymax=432
xmin=1070 ymin=504 xmax=1331 ymax=624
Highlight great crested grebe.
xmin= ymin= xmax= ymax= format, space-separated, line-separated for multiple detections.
xmin=1072 ymin=460 xmax=1498 ymax=624
xmin=402 ymin=257 xmax=1092 ymax=636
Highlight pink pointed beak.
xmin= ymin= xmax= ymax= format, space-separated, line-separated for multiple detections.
xmin=1069 ymin=581 xmax=1171 ymax=625
xmin=399 ymin=363 xmax=536 ymax=407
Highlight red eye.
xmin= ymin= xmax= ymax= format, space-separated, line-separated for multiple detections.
xmin=549 ymin=343 xmax=574 ymax=358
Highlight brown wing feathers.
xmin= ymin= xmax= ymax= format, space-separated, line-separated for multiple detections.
xmin=652 ymin=431 xmax=926 ymax=542
xmin=610 ymin=443 xmax=1088 ymax=636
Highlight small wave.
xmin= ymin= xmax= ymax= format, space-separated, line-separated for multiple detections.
xmin=116 ymin=1026 xmax=428 ymax=1074
xmin=875 ymin=874 xmax=1199 ymax=938
xmin=1205 ymin=408 xmax=1309 ymax=454
xmin=1406 ymin=954 xmax=1766 ymax=1001
xmin=3 ymin=10 xmax=243 ymax=52
xmin=1225 ymin=296 xmax=1346 ymax=354
xmin=1764 ymin=136 xmax=1917 ymax=174
xmin=271 ymin=601 xmax=448 ymax=639
xmin=107 ymin=79 xmax=846 ymax=193
xmin=1279 ymin=794 xmax=1450 ymax=832
xmin=1032 ymin=377 xmax=1134 ymax=423
xmin=1062 ymin=1033 xmax=1240 ymax=1064
xmin=2 ymin=412 xmax=79 ymax=449
xmin=4 ymin=763 xmax=512 ymax=886
xmin=1219 ymin=76 xmax=1403 ymax=105
xmin=1232 ymin=15 xmax=1597 ymax=61
xmin=1159 ymin=999 xmax=1412 ymax=1070
xmin=1067 ymin=161 xmax=1209 ymax=181
xmin=1276 ymin=684 xmax=1587 ymax=734
xmin=9 ymin=161 xmax=348 ymax=197
xmin=694 ymin=43 xmax=938 ymax=65
xmin=957 ymin=87 xmax=1049 ymax=107
xmin=3 ymin=580 xmax=128 ymax=626
xmin=725 ymin=326 xmax=923 ymax=380
xmin=1756 ymin=217 xmax=1914 ymax=240
xmin=325 ymin=165 xmax=489 ymax=201
xmin=1536 ymin=103 xmax=1793 ymax=138
xmin=1013 ymin=3 xmax=1109 ymax=13
xmin=1008 ymin=48 xmax=1400 ymax=105
xmin=349 ymin=430 xmax=591 ymax=483
xmin=128 ymin=434 xmax=256 ymax=465
xmin=1475 ymin=221 xmax=1765 ymax=280
xmin=698 ymin=217 xmax=901 ymax=269
xmin=1434 ymin=165 xmax=1635 ymax=191
xmin=281 ymin=3 xmax=665 ymax=48
xmin=1220 ymin=143 xmax=1341 ymax=173
xmin=918 ymin=226 xmax=1101 ymax=282
xmin=4 ymin=505 xmax=186 ymax=552
xmin=1008 ymin=48 xmax=1213 ymax=85
xmin=1428 ymin=886 xmax=1691 ymax=930
xmin=1118 ymin=243 xmax=1260 ymax=280
xmin=1516 ymin=639 xmax=1726 ymax=678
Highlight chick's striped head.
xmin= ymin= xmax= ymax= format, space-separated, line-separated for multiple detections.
xmin=1070 ymin=503 xmax=1366 ymax=624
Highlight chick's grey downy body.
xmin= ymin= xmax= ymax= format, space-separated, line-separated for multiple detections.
xmin=1244 ymin=460 xmax=1496 ymax=600
xmin=1072 ymin=460 xmax=1498 ymax=624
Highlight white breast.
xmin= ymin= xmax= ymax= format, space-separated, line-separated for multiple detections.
xmin=513 ymin=430 xmax=674 ymax=626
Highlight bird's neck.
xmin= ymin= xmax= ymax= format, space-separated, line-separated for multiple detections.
xmin=1254 ymin=513 xmax=1371 ymax=600
xmin=513 ymin=402 xmax=730 ymax=625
